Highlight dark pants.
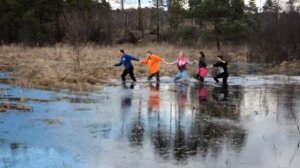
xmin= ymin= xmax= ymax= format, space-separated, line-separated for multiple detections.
xmin=194 ymin=74 xmax=204 ymax=83
xmin=214 ymin=72 xmax=228 ymax=86
xmin=148 ymin=71 xmax=160 ymax=82
xmin=121 ymin=65 xmax=136 ymax=82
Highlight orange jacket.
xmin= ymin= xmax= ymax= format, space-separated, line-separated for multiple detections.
xmin=141 ymin=54 xmax=164 ymax=74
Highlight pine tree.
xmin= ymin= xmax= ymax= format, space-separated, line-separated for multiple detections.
xmin=168 ymin=0 xmax=184 ymax=31
xmin=246 ymin=0 xmax=258 ymax=14
xmin=188 ymin=0 xmax=248 ymax=50
xmin=263 ymin=0 xmax=281 ymax=13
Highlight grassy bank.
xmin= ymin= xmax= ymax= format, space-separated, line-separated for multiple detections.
xmin=266 ymin=60 xmax=300 ymax=75
xmin=0 ymin=44 xmax=247 ymax=90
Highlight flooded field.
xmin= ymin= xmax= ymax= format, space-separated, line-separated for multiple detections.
xmin=0 ymin=74 xmax=300 ymax=168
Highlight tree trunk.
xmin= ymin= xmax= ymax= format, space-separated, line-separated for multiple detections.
xmin=216 ymin=35 xmax=221 ymax=50
xmin=214 ymin=24 xmax=221 ymax=50
xmin=156 ymin=0 xmax=159 ymax=40
xmin=138 ymin=0 xmax=144 ymax=38
xmin=54 ymin=13 xmax=61 ymax=42
xmin=103 ymin=0 xmax=112 ymax=44
xmin=121 ymin=0 xmax=127 ymax=40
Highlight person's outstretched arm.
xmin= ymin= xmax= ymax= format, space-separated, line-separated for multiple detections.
xmin=207 ymin=61 xmax=221 ymax=68
xmin=127 ymin=54 xmax=140 ymax=61
xmin=166 ymin=61 xmax=177 ymax=65
xmin=155 ymin=55 xmax=164 ymax=62
xmin=140 ymin=59 xmax=148 ymax=64
xmin=153 ymin=55 xmax=167 ymax=64
xmin=114 ymin=57 xmax=123 ymax=66
xmin=162 ymin=59 xmax=169 ymax=64
xmin=187 ymin=60 xmax=194 ymax=65
xmin=213 ymin=62 xmax=222 ymax=67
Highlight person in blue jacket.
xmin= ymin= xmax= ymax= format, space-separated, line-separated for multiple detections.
xmin=114 ymin=49 xmax=140 ymax=82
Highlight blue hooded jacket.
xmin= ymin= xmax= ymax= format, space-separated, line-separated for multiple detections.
xmin=114 ymin=54 xmax=140 ymax=69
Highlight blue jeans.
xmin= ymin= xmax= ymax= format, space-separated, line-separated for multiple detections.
xmin=174 ymin=70 xmax=189 ymax=82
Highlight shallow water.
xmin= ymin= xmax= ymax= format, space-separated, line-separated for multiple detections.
xmin=0 ymin=75 xmax=300 ymax=168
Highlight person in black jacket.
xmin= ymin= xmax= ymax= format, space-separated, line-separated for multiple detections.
xmin=212 ymin=55 xmax=228 ymax=86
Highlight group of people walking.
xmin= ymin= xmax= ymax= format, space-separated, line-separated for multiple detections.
xmin=114 ymin=49 xmax=229 ymax=86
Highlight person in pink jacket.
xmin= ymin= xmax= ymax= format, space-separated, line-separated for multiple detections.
xmin=194 ymin=51 xmax=208 ymax=83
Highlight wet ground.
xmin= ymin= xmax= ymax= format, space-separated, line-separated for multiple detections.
xmin=0 ymin=73 xmax=300 ymax=168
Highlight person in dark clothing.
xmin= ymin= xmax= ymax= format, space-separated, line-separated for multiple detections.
xmin=194 ymin=51 xmax=208 ymax=83
xmin=122 ymin=82 xmax=135 ymax=89
xmin=198 ymin=52 xmax=207 ymax=67
xmin=212 ymin=85 xmax=228 ymax=101
xmin=114 ymin=49 xmax=140 ymax=82
xmin=212 ymin=55 xmax=228 ymax=86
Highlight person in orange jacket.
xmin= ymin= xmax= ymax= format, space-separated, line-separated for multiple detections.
xmin=140 ymin=51 xmax=168 ymax=82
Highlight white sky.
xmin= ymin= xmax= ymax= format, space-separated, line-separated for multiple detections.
xmin=107 ymin=0 xmax=293 ymax=10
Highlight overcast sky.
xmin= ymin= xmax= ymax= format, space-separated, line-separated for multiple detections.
xmin=108 ymin=0 xmax=293 ymax=10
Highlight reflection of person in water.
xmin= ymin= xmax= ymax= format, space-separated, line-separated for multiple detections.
xmin=178 ymin=84 xmax=188 ymax=107
xmin=212 ymin=86 xmax=229 ymax=101
xmin=119 ymin=91 xmax=133 ymax=139
xmin=122 ymin=82 xmax=135 ymax=89
xmin=120 ymin=89 xmax=145 ymax=146
xmin=198 ymin=85 xmax=208 ymax=102
xmin=121 ymin=95 xmax=132 ymax=109
xmin=148 ymin=83 xmax=160 ymax=111
xmin=120 ymin=92 xmax=133 ymax=125
xmin=147 ymin=82 xmax=171 ymax=157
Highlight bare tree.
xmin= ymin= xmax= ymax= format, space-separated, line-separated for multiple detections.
xmin=287 ymin=0 xmax=296 ymax=11
xmin=156 ymin=0 xmax=160 ymax=39
xmin=119 ymin=0 xmax=128 ymax=40
xmin=138 ymin=0 xmax=144 ymax=38
xmin=66 ymin=10 xmax=86 ymax=72
xmin=153 ymin=0 xmax=164 ymax=40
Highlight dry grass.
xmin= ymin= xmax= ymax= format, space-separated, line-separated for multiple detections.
xmin=0 ymin=103 xmax=32 ymax=112
xmin=266 ymin=60 xmax=300 ymax=75
xmin=0 ymin=43 xmax=248 ymax=90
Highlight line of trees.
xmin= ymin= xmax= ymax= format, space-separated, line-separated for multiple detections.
xmin=0 ymin=0 xmax=111 ymax=45
xmin=0 ymin=0 xmax=299 ymax=61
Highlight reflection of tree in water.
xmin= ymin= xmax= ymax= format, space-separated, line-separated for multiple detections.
xmin=176 ymin=120 xmax=246 ymax=161
xmin=277 ymin=85 xmax=299 ymax=123
xmin=227 ymin=125 xmax=247 ymax=151
xmin=128 ymin=83 xmax=161 ymax=147
xmin=147 ymin=83 xmax=172 ymax=159
xmin=125 ymin=84 xmax=247 ymax=161
xmin=241 ymin=84 xmax=300 ymax=123
xmin=149 ymin=85 xmax=247 ymax=161
xmin=151 ymin=125 xmax=170 ymax=159
xmin=129 ymin=99 xmax=145 ymax=146
xmin=149 ymin=115 xmax=247 ymax=161
xmin=173 ymin=127 xmax=189 ymax=160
